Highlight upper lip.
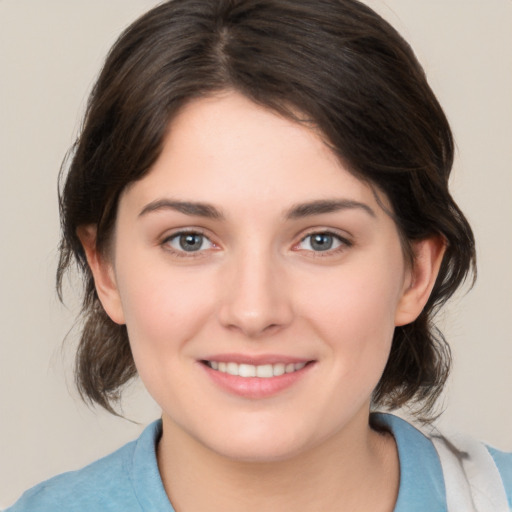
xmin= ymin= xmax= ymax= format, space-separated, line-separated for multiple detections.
xmin=200 ymin=353 xmax=313 ymax=365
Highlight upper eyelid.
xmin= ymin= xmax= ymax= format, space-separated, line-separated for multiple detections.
xmin=162 ymin=227 xmax=210 ymax=241
xmin=166 ymin=230 xmax=209 ymax=240
xmin=162 ymin=229 xmax=215 ymax=248
xmin=298 ymin=228 xmax=352 ymax=243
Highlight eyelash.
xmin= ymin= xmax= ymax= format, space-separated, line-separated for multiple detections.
xmin=294 ymin=230 xmax=353 ymax=257
xmin=161 ymin=229 xmax=216 ymax=258
xmin=161 ymin=229 xmax=352 ymax=258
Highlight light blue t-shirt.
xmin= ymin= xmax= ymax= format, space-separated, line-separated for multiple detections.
xmin=6 ymin=414 xmax=512 ymax=511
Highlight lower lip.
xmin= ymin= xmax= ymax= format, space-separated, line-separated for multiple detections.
xmin=200 ymin=362 xmax=314 ymax=399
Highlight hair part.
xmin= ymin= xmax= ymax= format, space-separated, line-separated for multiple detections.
xmin=57 ymin=0 xmax=476 ymax=419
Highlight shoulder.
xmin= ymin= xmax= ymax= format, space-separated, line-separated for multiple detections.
xmin=5 ymin=420 xmax=166 ymax=512
xmin=487 ymin=445 xmax=512 ymax=507
xmin=6 ymin=448 xmax=133 ymax=511
xmin=371 ymin=412 xmax=447 ymax=511
xmin=372 ymin=412 xmax=512 ymax=510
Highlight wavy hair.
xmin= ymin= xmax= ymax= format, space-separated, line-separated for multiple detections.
xmin=57 ymin=0 xmax=476 ymax=417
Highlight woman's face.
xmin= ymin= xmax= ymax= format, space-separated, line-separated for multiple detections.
xmin=104 ymin=92 xmax=417 ymax=461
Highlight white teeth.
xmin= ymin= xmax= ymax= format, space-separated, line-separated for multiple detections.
xmin=256 ymin=364 xmax=273 ymax=378
xmin=239 ymin=364 xmax=256 ymax=377
xmin=273 ymin=363 xmax=285 ymax=376
xmin=226 ymin=362 xmax=238 ymax=376
xmin=207 ymin=361 xmax=308 ymax=378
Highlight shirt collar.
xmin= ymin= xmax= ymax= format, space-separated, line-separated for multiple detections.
xmin=372 ymin=413 xmax=447 ymax=512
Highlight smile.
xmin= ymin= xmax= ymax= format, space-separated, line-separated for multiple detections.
xmin=205 ymin=361 xmax=307 ymax=378
xmin=201 ymin=357 xmax=315 ymax=398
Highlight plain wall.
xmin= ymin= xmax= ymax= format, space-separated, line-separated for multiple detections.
xmin=1 ymin=0 xmax=511 ymax=507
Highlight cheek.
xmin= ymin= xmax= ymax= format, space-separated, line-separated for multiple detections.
xmin=116 ymin=266 xmax=218 ymax=408
xmin=115 ymin=254 xmax=216 ymax=358
xmin=299 ymin=258 xmax=405 ymax=371
xmin=306 ymin=260 xmax=403 ymax=326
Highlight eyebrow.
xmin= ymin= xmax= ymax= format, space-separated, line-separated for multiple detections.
xmin=138 ymin=198 xmax=375 ymax=221
xmin=139 ymin=199 xmax=225 ymax=220
xmin=285 ymin=199 xmax=376 ymax=219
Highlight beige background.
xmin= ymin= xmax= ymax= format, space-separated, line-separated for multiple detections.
xmin=1 ymin=0 xmax=511 ymax=507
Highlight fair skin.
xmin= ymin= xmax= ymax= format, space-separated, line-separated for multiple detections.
xmin=79 ymin=91 xmax=444 ymax=511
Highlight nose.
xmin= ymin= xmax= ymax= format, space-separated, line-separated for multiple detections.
xmin=217 ymin=247 xmax=293 ymax=339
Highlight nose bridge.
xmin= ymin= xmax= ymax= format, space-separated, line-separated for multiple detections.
xmin=218 ymin=240 xmax=292 ymax=337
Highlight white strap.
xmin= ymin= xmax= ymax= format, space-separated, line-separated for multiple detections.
xmin=431 ymin=434 xmax=509 ymax=512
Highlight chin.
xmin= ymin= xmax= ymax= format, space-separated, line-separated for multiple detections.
xmin=195 ymin=417 xmax=324 ymax=463
xmin=211 ymin=436 xmax=308 ymax=463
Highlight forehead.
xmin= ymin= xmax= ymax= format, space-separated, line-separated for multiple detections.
xmin=120 ymin=91 xmax=387 ymax=218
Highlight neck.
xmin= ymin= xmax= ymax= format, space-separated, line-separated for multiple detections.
xmin=157 ymin=410 xmax=399 ymax=512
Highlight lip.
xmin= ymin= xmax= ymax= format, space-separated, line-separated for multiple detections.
xmin=199 ymin=354 xmax=315 ymax=399
xmin=202 ymin=353 xmax=311 ymax=365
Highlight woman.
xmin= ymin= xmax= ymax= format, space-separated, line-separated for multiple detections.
xmin=7 ymin=0 xmax=511 ymax=510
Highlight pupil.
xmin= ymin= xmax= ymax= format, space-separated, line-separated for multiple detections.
xmin=179 ymin=234 xmax=202 ymax=251
xmin=311 ymin=234 xmax=333 ymax=251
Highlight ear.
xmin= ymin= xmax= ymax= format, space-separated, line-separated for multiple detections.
xmin=395 ymin=236 xmax=446 ymax=327
xmin=76 ymin=225 xmax=125 ymax=325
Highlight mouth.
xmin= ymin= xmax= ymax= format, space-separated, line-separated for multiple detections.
xmin=200 ymin=357 xmax=315 ymax=399
xmin=202 ymin=360 xmax=308 ymax=378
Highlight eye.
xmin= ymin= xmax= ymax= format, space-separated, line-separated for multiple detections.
xmin=164 ymin=231 xmax=214 ymax=253
xmin=297 ymin=232 xmax=349 ymax=252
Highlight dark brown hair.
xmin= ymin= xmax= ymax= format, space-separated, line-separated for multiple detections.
xmin=57 ymin=0 xmax=475 ymax=417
